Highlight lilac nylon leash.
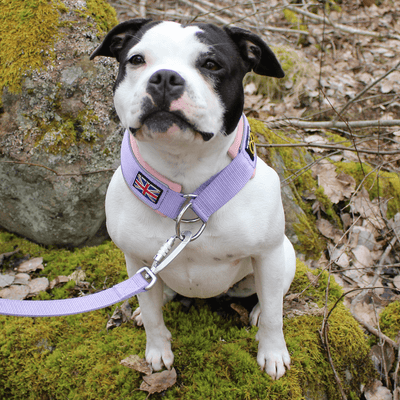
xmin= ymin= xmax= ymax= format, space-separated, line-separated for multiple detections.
xmin=0 ymin=269 xmax=150 ymax=318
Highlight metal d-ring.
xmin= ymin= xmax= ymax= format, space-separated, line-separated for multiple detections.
xmin=176 ymin=201 xmax=206 ymax=241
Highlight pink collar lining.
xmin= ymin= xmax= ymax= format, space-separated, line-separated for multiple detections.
xmin=129 ymin=116 xmax=245 ymax=193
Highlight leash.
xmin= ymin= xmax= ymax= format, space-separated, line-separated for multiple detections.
xmin=0 ymin=115 xmax=256 ymax=318
xmin=0 ymin=230 xmax=193 ymax=317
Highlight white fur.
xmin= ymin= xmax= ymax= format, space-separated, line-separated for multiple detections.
xmin=114 ymin=22 xmax=225 ymax=137
xmin=105 ymin=21 xmax=296 ymax=380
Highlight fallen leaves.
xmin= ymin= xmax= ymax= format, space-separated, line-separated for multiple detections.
xmin=120 ymin=355 xmax=177 ymax=396
xmin=311 ymin=160 xmax=356 ymax=204
xmin=17 ymin=257 xmax=44 ymax=273
xmin=0 ymin=251 xmax=89 ymax=301
xmin=140 ymin=369 xmax=177 ymax=395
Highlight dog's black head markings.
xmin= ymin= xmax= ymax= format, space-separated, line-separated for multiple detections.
xmin=90 ymin=19 xmax=284 ymax=141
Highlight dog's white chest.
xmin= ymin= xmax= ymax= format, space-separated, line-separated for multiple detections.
xmin=157 ymin=241 xmax=253 ymax=298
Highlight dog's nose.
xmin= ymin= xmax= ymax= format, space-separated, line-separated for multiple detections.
xmin=147 ymin=69 xmax=185 ymax=106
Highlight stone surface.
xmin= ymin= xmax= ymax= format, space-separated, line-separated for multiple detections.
xmin=0 ymin=1 xmax=120 ymax=247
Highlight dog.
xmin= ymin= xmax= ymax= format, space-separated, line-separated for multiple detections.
xmin=90 ymin=18 xmax=296 ymax=380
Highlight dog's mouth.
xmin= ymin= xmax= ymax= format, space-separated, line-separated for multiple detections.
xmin=130 ymin=107 xmax=213 ymax=142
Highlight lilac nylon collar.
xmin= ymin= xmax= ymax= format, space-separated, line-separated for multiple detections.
xmin=121 ymin=114 xmax=257 ymax=222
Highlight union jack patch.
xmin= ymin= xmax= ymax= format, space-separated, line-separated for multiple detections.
xmin=133 ymin=172 xmax=163 ymax=204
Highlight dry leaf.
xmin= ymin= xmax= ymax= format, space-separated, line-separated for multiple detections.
xmin=0 ymin=284 xmax=30 ymax=300
xmin=28 ymin=277 xmax=49 ymax=296
xmin=306 ymin=271 xmax=319 ymax=287
xmin=393 ymin=276 xmax=400 ymax=289
xmin=350 ymin=188 xmax=386 ymax=229
xmin=13 ymin=273 xmax=31 ymax=285
xmin=121 ymin=355 xmax=152 ymax=375
xmin=49 ymin=276 xmax=69 ymax=289
xmin=230 ymin=303 xmax=250 ymax=326
xmin=304 ymin=135 xmax=328 ymax=153
xmin=312 ymin=160 xmax=355 ymax=204
xmin=0 ymin=249 xmax=20 ymax=265
xmin=0 ymin=274 xmax=15 ymax=288
xmin=316 ymin=218 xmax=343 ymax=243
xmin=140 ymin=368 xmax=177 ymax=395
xmin=17 ymin=257 xmax=44 ymax=273
xmin=364 ymin=379 xmax=392 ymax=400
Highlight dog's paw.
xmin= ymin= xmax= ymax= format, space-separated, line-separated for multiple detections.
xmin=146 ymin=333 xmax=174 ymax=371
xmin=131 ymin=307 xmax=143 ymax=326
xmin=249 ymin=302 xmax=261 ymax=326
xmin=256 ymin=341 xmax=291 ymax=380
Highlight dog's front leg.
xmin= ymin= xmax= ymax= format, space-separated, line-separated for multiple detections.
xmin=126 ymin=256 xmax=174 ymax=371
xmin=252 ymin=243 xmax=291 ymax=380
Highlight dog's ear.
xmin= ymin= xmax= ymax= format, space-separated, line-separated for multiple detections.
xmin=223 ymin=26 xmax=284 ymax=78
xmin=90 ymin=18 xmax=152 ymax=62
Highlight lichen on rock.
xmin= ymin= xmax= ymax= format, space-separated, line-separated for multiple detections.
xmin=0 ymin=0 xmax=120 ymax=247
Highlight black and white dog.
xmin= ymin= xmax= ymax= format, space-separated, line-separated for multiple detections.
xmin=91 ymin=19 xmax=296 ymax=380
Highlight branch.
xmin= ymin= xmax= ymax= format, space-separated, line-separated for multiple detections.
xmin=256 ymin=141 xmax=400 ymax=155
xmin=285 ymin=5 xmax=400 ymax=41
xmin=351 ymin=312 xmax=399 ymax=349
xmin=266 ymin=119 xmax=400 ymax=130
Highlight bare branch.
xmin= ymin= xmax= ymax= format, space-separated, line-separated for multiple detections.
xmin=266 ymin=119 xmax=400 ymax=130
xmin=284 ymin=4 xmax=400 ymax=41
xmin=257 ymin=141 xmax=400 ymax=155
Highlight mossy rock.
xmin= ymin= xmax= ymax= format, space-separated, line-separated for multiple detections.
xmin=0 ymin=230 xmax=375 ymax=399
xmin=0 ymin=1 xmax=120 ymax=247
xmin=250 ymin=119 xmax=328 ymax=259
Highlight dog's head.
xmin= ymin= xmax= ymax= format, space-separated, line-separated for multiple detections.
xmin=91 ymin=19 xmax=284 ymax=144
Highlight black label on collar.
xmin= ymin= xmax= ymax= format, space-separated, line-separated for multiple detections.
xmin=133 ymin=172 xmax=163 ymax=204
xmin=245 ymin=129 xmax=256 ymax=161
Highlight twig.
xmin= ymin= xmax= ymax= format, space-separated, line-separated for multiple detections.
xmin=284 ymin=4 xmax=400 ymax=41
xmin=266 ymin=118 xmax=400 ymax=130
xmin=351 ymin=311 xmax=399 ymax=349
xmin=319 ymin=324 xmax=348 ymax=400
xmin=335 ymin=60 xmax=400 ymax=121
xmin=373 ymin=297 xmax=391 ymax=389
xmin=0 ymin=160 xmax=115 ymax=177
xmin=256 ymin=141 xmax=400 ymax=155
xmin=139 ymin=0 xmax=146 ymax=18
xmin=179 ymin=0 xmax=230 ymax=25
xmin=394 ymin=344 xmax=400 ymax=399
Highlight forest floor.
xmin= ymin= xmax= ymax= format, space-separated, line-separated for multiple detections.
xmin=108 ymin=0 xmax=400 ymax=397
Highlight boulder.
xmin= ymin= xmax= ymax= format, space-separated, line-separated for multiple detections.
xmin=0 ymin=0 xmax=120 ymax=247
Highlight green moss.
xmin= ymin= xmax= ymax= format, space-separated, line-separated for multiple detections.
xmin=244 ymin=46 xmax=311 ymax=101
xmin=379 ymin=301 xmax=400 ymax=340
xmin=0 ymin=0 xmax=61 ymax=96
xmin=0 ymin=0 xmax=117 ymax=106
xmin=0 ymin=232 xmax=374 ymax=399
xmin=335 ymin=161 xmax=400 ymax=219
xmin=34 ymin=108 xmax=100 ymax=154
xmin=85 ymin=0 xmax=118 ymax=33
xmin=250 ymin=119 xmax=327 ymax=258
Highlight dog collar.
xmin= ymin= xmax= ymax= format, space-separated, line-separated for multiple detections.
xmin=120 ymin=114 xmax=257 ymax=223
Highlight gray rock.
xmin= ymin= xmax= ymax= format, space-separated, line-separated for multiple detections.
xmin=0 ymin=1 xmax=120 ymax=247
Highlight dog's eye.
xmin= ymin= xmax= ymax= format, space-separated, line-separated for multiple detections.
xmin=202 ymin=60 xmax=221 ymax=71
xmin=129 ymin=55 xmax=145 ymax=66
